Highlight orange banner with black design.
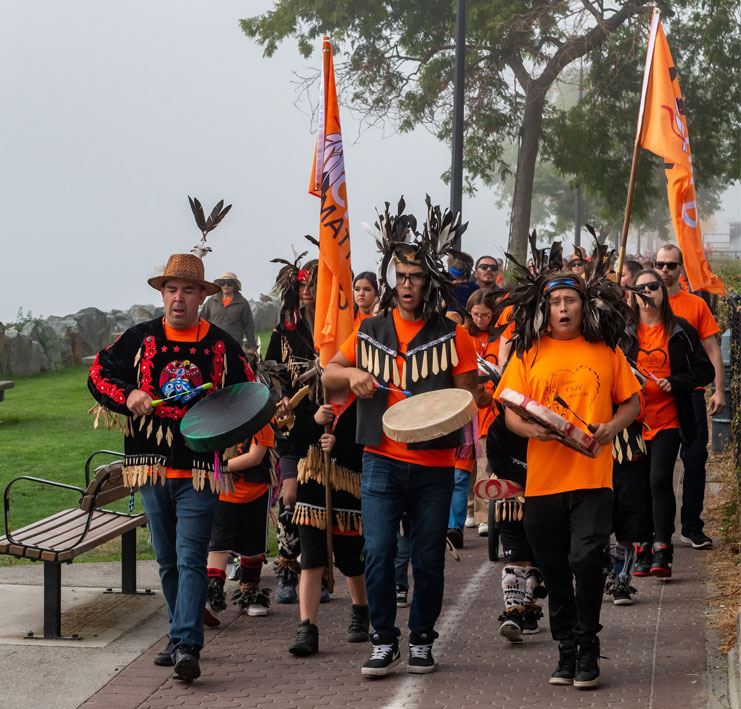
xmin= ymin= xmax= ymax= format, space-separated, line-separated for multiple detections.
xmin=309 ymin=36 xmax=355 ymax=366
xmin=638 ymin=13 xmax=724 ymax=295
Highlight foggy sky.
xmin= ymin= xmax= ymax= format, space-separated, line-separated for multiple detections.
xmin=1 ymin=1 xmax=737 ymax=323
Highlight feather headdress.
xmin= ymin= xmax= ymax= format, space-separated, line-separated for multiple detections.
xmin=188 ymin=197 xmax=232 ymax=258
xmin=270 ymin=235 xmax=319 ymax=330
xmin=370 ymin=195 xmax=468 ymax=320
xmin=499 ymin=226 xmax=632 ymax=357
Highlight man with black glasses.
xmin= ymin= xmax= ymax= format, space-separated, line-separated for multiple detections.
xmin=652 ymin=243 xmax=723 ymax=551
xmin=474 ymin=255 xmax=502 ymax=289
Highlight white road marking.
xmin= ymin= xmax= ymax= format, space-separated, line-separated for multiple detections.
xmin=648 ymin=581 xmax=666 ymax=709
xmin=383 ymin=561 xmax=494 ymax=709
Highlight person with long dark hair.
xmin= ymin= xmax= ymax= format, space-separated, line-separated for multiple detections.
xmin=623 ymin=269 xmax=714 ymax=578
xmin=353 ymin=271 xmax=379 ymax=326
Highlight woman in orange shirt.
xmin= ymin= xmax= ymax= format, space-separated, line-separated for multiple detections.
xmin=622 ymin=270 xmax=714 ymax=579
xmin=353 ymin=271 xmax=378 ymax=327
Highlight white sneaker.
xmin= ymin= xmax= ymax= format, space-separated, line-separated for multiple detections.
xmin=464 ymin=515 xmax=476 ymax=528
xmin=247 ymin=602 xmax=269 ymax=617
xmin=478 ymin=523 xmax=489 ymax=537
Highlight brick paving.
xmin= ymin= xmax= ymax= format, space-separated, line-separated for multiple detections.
xmin=82 ymin=531 xmax=710 ymax=709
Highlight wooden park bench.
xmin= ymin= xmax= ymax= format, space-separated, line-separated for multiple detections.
xmin=0 ymin=380 xmax=13 ymax=402
xmin=0 ymin=450 xmax=149 ymax=639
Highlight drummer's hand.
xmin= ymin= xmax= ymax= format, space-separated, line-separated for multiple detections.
xmin=591 ymin=421 xmax=618 ymax=445
xmin=127 ymin=389 xmax=153 ymax=416
xmin=348 ymin=368 xmax=377 ymax=399
xmin=314 ymin=404 xmax=335 ymax=426
xmin=276 ymin=396 xmax=291 ymax=417
xmin=657 ymin=377 xmax=672 ymax=393
xmin=319 ymin=433 xmax=336 ymax=452
xmin=281 ymin=477 xmax=297 ymax=509
xmin=528 ymin=423 xmax=560 ymax=442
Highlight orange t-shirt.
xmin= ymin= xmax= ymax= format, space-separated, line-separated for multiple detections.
xmin=219 ymin=424 xmax=275 ymax=503
xmin=636 ymin=322 xmax=679 ymax=439
xmin=669 ymin=290 xmax=719 ymax=340
xmin=354 ymin=311 xmax=372 ymax=329
xmin=222 ymin=295 xmax=234 ymax=307
xmin=339 ymin=309 xmax=477 ymax=467
xmin=495 ymin=336 xmax=641 ymax=496
xmin=162 ymin=319 xmax=212 ymax=479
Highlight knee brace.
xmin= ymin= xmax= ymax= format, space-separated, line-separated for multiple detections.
xmin=501 ymin=566 xmax=528 ymax=610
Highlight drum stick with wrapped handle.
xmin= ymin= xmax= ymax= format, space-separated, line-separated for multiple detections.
xmin=151 ymin=382 xmax=212 ymax=406
xmin=553 ymin=395 xmax=598 ymax=434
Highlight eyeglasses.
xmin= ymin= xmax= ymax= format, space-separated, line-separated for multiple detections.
xmin=395 ymin=271 xmax=427 ymax=286
xmin=654 ymin=261 xmax=680 ymax=271
xmin=477 ymin=263 xmax=498 ymax=272
xmin=637 ymin=281 xmax=662 ymax=292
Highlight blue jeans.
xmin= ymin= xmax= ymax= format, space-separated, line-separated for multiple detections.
xmin=361 ymin=452 xmax=454 ymax=643
xmin=139 ymin=479 xmax=218 ymax=652
xmin=680 ymin=390 xmax=709 ymax=534
xmin=394 ymin=530 xmax=411 ymax=591
xmin=448 ymin=468 xmax=470 ymax=531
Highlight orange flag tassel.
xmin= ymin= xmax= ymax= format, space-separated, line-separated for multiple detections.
xmin=638 ymin=11 xmax=725 ymax=295
xmin=310 ymin=37 xmax=355 ymax=366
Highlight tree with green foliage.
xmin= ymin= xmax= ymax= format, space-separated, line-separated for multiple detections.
xmin=241 ymin=1 xmax=739 ymax=262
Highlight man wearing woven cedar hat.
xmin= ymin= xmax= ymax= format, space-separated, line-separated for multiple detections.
xmin=323 ymin=196 xmax=480 ymax=677
xmin=87 ymin=199 xmax=253 ymax=684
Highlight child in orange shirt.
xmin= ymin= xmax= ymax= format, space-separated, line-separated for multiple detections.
xmin=205 ymin=423 xmax=275 ymax=624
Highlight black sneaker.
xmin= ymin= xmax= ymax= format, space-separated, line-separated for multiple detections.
xmin=549 ymin=638 xmax=576 ymax=685
xmin=289 ymin=619 xmax=319 ymax=657
xmin=573 ymin=637 xmax=600 ymax=689
xmin=346 ymin=604 xmax=370 ymax=643
xmin=205 ymin=577 xmax=227 ymax=626
xmin=522 ymin=604 xmax=543 ymax=634
xmin=408 ymin=642 xmax=435 ymax=673
xmin=680 ymin=529 xmax=713 ymax=549
xmin=650 ymin=542 xmax=673 ymax=578
xmin=396 ymin=586 xmax=409 ymax=608
xmin=498 ymin=607 xmax=524 ymax=643
xmin=173 ymin=646 xmax=201 ymax=684
xmin=361 ymin=637 xmax=401 ymax=677
xmin=611 ymin=577 xmax=637 ymax=606
xmin=153 ymin=638 xmax=176 ymax=666
xmin=633 ymin=542 xmax=652 ymax=577
xmin=446 ymin=528 xmax=464 ymax=549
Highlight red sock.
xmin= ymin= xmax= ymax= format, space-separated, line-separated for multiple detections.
xmin=207 ymin=567 xmax=226 ymax=583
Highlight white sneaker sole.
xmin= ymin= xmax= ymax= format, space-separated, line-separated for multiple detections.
xmin=574 ymin=676 xmax=600 ymax=689
xmin=464 ymin=518 xmax=476 ymax=528
xmin=499 ymin=620 xmax=523 ymax=643
xmin=407 ymin=662 xmax=436 ymax=674
xmin=549 ymin=676 xmax=574 ymax=686
xmin=247 ymin=606 xmax=269 ymax=616
xmin=361 ymin=654 xmax=401 ymax=676
xmin=613 ymin=597 xmax=634 ymax=606
xmin=680 ymin=535 xmax=712 ymax=549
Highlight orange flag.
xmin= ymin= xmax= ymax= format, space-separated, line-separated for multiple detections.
xmin=310 ymin=37 xmax=355 ymax=366
xmin=638 ymin=12 xmax=724 ymax=295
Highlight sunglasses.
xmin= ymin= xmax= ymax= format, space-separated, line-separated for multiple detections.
xmin=654 ymin=261 xmax=680 ymax=271
xmin=477 ymin=263 xmax=498 ymax=272
xmin=569 ymin=260 xmax=585 ymax=268
xmin=637 ymin=281 xmax=662 ymax=292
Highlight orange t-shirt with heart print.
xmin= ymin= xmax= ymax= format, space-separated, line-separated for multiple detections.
xmin=635 ymin=322 xmax=679 ymax=440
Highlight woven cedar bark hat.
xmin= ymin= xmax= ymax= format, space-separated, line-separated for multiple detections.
xmin=148 ymin=254 xmax=221 ymax=295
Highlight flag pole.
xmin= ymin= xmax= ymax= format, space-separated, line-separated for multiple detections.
xmin=617 ymin=8 xmax=661 ymax=276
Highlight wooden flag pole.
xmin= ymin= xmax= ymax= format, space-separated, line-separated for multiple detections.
xmin=617 ymin=7 xmax=661 ymax=277
xmin=322 ymin=388 xmax=335 ymax=594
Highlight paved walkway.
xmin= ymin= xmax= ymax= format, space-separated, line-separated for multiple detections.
xmin=81 ymin=531 xmax=714 ymax=709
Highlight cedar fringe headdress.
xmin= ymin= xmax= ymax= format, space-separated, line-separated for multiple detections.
xmin=500 ymin=226 xmax=632 ymax=357
xmin=270 ymin=236 xmax=319 ymax=331
xmin=370 ymin=195 xmax=468 ymax=320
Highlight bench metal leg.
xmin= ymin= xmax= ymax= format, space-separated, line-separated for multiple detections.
xmin=43 ymin=561 xmax=62 ymax=639
xmin=121 ymin=529 xmax=137 ymax=594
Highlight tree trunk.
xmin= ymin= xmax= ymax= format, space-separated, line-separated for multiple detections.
xmin=506 ymin=87 xmax=546 ymax=264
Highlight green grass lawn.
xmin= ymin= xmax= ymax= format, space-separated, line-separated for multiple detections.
xmin=0 ymin=362 xmax=278 ymax=567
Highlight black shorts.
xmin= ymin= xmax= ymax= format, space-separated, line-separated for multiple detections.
xmin=208 ymin=491 xmax=269 ymax=557
xmin=298 ymin=525 xmax=365 ymax=578
xmin=612 ymin=457 xmax=650 ymax=543
xmin=499 ymin=518 xmax=535 ymax=564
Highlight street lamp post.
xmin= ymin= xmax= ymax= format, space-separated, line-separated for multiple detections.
xmin=450 ymin=0 xmax=466 ymax=242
